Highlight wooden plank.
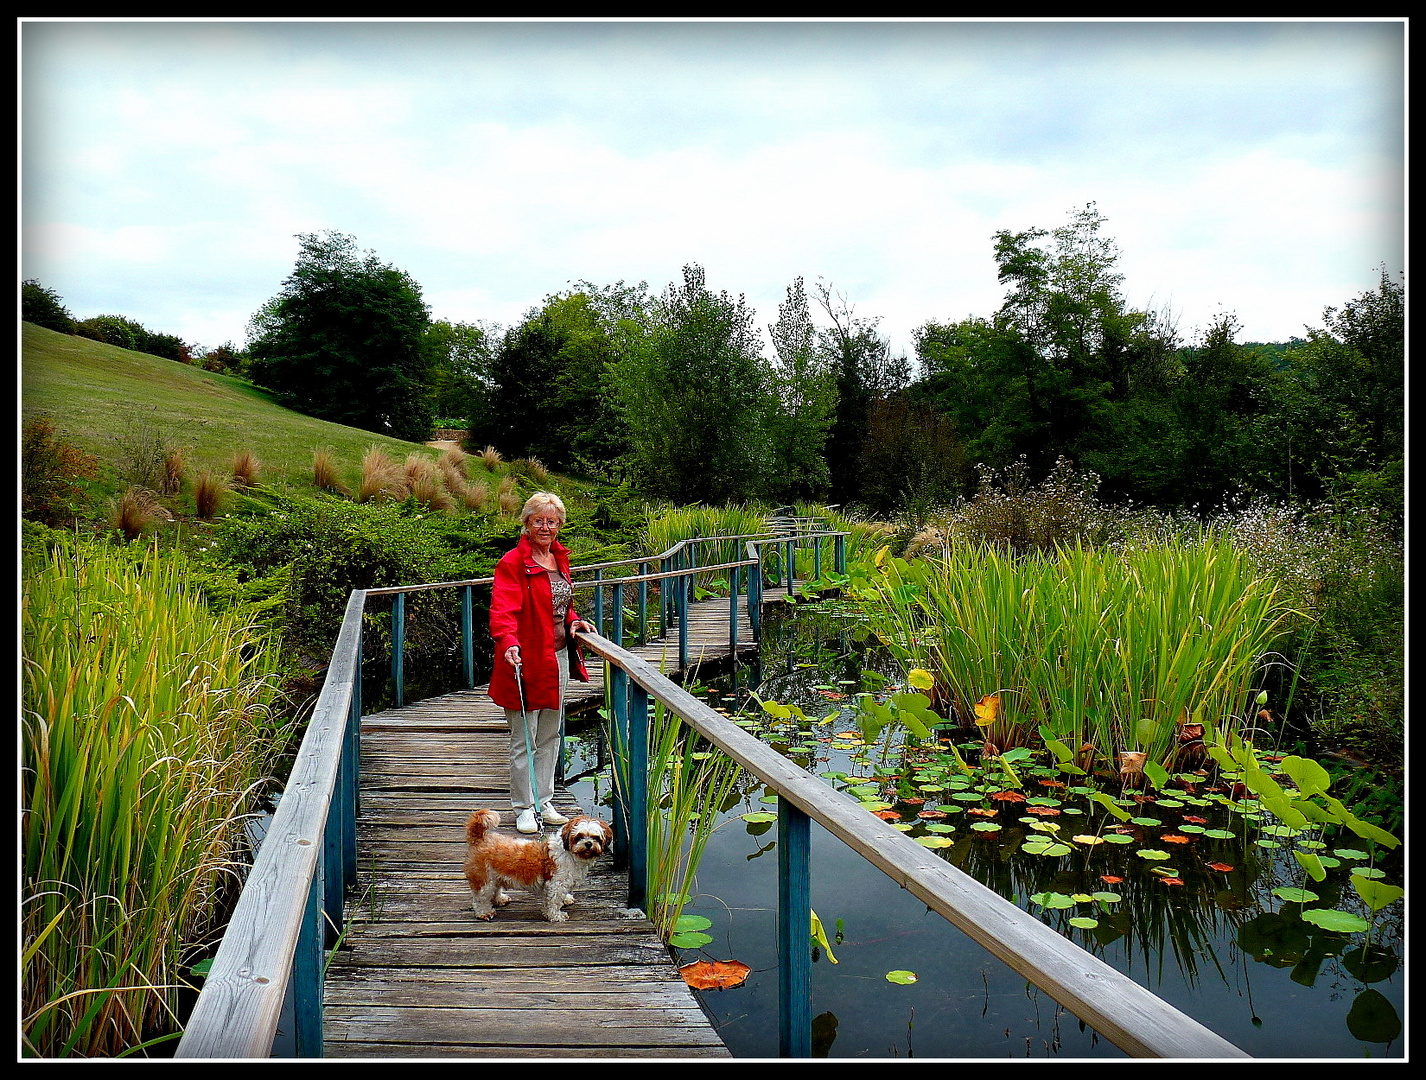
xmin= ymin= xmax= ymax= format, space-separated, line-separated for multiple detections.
xmin=320 ymin=591 xmax=761 ymax=1058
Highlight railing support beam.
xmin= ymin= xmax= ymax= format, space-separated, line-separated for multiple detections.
xmin=778 ymin=797 xmax=812 ymax=1058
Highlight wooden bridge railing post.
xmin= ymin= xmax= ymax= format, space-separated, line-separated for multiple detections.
xmin=293 ymin=859 xmax=325 ymax=1057
xmin=627 ymin=680 xmax=649 ymax=911
xmin=778 ymin=797 xmax=812 ymax=1058
xmin=461 ymin=584 xmax=475 ymax=689
xmin=392 ymin=592 xmax=405 ymax=708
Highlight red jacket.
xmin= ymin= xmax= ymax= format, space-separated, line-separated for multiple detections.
xmin=488 ymin=534 xmax=589 ymax=712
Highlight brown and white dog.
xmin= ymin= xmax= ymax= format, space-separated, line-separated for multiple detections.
xmin=463 ymin=808 xmax=614 ymax=922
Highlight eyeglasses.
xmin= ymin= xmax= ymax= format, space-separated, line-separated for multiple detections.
xmin=529 ymin=517 xmax=561 ymax=529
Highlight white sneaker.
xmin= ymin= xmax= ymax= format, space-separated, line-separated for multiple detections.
xmin=515 ymin=808 xmax=538 ymax=834
xmin=541 ymin=807 xmax=571 ymax=826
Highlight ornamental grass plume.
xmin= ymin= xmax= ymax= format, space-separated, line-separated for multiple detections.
xmin=191 ymin=469 xmax=225 ymax=519
xmin=230 ymin=450 xmax=260 ymax=490
xmin=312 ymin=447 xmax=349 ymax=495
xmin=358 ymin=446 xmax=407 ymax=503
xmin=404 ymin=453 xmax=455 ymax=512
xmin=480 ymin=445 xmax=503 ymax=470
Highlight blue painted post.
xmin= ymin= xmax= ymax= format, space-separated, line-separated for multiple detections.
xmin=659 ymin=557 xmax=671 ymax=637
xmin=678 ymin=567 xmax=689 ymax=671
xmin=392 ymin=592 xmax=405 ymax=708
xmin=293 ymin=856 xmax=324 ymax=1057
xmin=613 ymin=581 xmax=625 ymax=649
xmin=593 ymin=569 xmax=604 ymax=636
xmin=461 ymin=585 xmax=474 ymax=689
xmin=609 ymin=664 xmax=630 ymax=868
xmin=729 ymin=564 xmax=739 ymax=651
xmin=778 ymin=797 xmax=812 ymax=1057
xmin=835 ymin=534 xmax=846 ymax=575
xmin=342 ymin=679 xmax=359 ymax=886
xmin=786 ymin=538 xmax=796 ymax=598
xmin=627 ymin=679 xmax=649 ymax=911
xmin=638 ymin=562 xmax=648 ymax=644
xmin=814 ymin=536 xmax=822 ymax=583
xmin=749 ymin=551 xmax=762 ymax=641
xmin=687 ymin=542 xmax=698 ymax=603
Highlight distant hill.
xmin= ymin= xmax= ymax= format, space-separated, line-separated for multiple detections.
xmin=21 ymin=322 xmax=446 ymax=492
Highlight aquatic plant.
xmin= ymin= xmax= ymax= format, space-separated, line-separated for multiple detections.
xmin=21 ymin=540 xmax=292 ymax=1056
xmin=850 ymin=539 xmax=1295 ymax=767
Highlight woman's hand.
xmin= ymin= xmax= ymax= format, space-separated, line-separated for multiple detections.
xmin=504 ymin=644 xmax=522 ymax=668
xmin=571 ymin=620 xmax=597 ymax=636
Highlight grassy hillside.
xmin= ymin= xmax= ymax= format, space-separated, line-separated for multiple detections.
xmin=21 ymin=322 xmax=449 ymax=493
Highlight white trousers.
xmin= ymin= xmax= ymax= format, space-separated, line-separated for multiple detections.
xmin=505 ymin=647 xmax=567 ymax=811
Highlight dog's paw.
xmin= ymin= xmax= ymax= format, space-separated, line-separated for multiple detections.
xmin=472 ymin=909 xmax=496 ymax=921
xmin=493 ymin=890 xmax=512 ymax=907
xmin=562 ymin=893 xmax=575 ymax=907
xmin=544 ymin=908 xmax=570 ymax=922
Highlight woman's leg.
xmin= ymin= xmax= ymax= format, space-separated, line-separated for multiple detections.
xmin=508 ymin=649 xmax=569 ymax=812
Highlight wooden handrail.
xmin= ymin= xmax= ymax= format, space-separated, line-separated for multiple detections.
xmin=176 ymin=590 xmax=366 ymax=1057
xmin=580 ymin=629 xmax=1249 ymax=1060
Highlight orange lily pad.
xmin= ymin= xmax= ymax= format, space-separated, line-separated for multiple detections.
xmin=917 ymin=810 xmax=948 ymax=820
xmin=1162 ymin=834 xmax=1192 ymax=844
xmin=990 ymin=790 xmax=1026 ymax=803
xmin=679 ymin=959 xmax=751 ymax=990
xmin=967 ymin=807 xmax=999 ymax=817
xmin=1026 ymin=806 xmax=1061 ymax=817
xmin=1206 ymin=863 xmax=1235 ymax=873
xmin=873 ymin=810 xmax=902 ymax=821
xmin=1182 ymin=815 xmax=1208 ymax=824
xmin=1159 ymin=877 xmax=1185 ymax=886
xmin=1100 ymin=875 xmax=1124 ymax=885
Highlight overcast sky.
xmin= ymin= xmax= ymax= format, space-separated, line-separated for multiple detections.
xmin=20 ymin=18 xmax=1406 ymax=362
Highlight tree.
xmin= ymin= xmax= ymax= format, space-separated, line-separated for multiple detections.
xmin=765 ymin=276 xmax=836 ymax=500
xmin=815 ymin=280 xmax=909 ymax=504
xmin=473 ymin=284 xmax=641 ymax=475
xmin=425 ymin=319 xmax=497 ymax=426
xmin=247 ymin=232 xmax=434 ymax=441
xmin=610 ymin=264 xmax=773 ymax=502
xmin=22 ymin=280 xmax=76 ymax=334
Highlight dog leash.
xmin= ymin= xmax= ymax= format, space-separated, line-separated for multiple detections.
xmin=513 ymin=660 xmax=543 ymax=824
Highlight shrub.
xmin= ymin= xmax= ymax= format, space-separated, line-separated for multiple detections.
xmin=111 ymin=411 xmax=180 ymax=492
xmin=22 ymin=414 xmax=97 ymax=527
xmin=208 ymin=495 xmax=465 ymax=660
xmin=22 ymin=279 xmax=76 ymax=334
xmin=480 ymin=445 xmax=503 ymax=470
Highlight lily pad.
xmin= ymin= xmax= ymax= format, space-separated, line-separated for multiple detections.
xmin=1300 ymin=908 xmax=1370 ymax=933
xmin=886 ymin=969 xmax=918 ymax=984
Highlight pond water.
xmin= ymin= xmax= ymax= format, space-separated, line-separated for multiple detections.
xmin=561 ymin=600 xmax=1405 ymax=1060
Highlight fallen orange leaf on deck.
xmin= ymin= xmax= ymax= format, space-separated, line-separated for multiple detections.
xmin=679 ymin=959 xmax=751 ymax=990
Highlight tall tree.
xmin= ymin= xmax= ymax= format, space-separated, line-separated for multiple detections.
xmin=765 ymin=276 xmax=836 ymax=500
xmin=247 ymin=231 xmax=433 ymax=441
xmin=815 ymin=280 xmax=908 ymax=504
xmin=610 ymin=264 xmax=773 ymax=503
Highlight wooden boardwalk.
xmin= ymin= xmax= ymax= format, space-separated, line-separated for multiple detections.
xmin=321 ymin=586 xmax=792 ymax=1058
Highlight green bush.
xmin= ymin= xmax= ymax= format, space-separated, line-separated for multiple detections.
xmin=22 ymin=414 xmax=98 ymax=527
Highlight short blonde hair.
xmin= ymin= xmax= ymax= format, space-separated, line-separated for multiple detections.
xmin=520 ymin=491 xmax=566 ymax=529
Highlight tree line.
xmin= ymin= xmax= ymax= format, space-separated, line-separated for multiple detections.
xmin=24 ymin=207 xmax=1404 ymax=522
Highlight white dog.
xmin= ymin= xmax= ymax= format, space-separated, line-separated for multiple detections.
xmin=462 ymin=808 xmax=614 ymax=922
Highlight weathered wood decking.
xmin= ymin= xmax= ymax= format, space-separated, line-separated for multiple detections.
xmin=321 ymin=587 xmax=790 ymax=1057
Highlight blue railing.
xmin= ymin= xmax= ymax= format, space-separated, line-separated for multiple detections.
xmin=178 ymin=520 xmax=1247 ymax=1059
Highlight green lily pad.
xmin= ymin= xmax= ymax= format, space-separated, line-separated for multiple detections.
xmin=1300 ymin=908 xmax=1370 ymax=933
xmin=1069 ymin=916 xmax=1099 ymax=929
xmin=885 ymin=970 xmax=918 ymax=984
xmin=1272 ymin=886 xmax=1319 ymax=904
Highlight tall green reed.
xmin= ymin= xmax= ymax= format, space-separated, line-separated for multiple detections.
xmin=22 ymin=540 xmax=292 ymax=1057
xmin=607 ymin=671 xmax=743 ymax=941
xmin=853 ymin=539 xmax=1294 ymax=766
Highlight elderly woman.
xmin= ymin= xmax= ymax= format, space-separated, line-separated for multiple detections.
xmin=488 ymin=492 xmax=596 ymax=833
